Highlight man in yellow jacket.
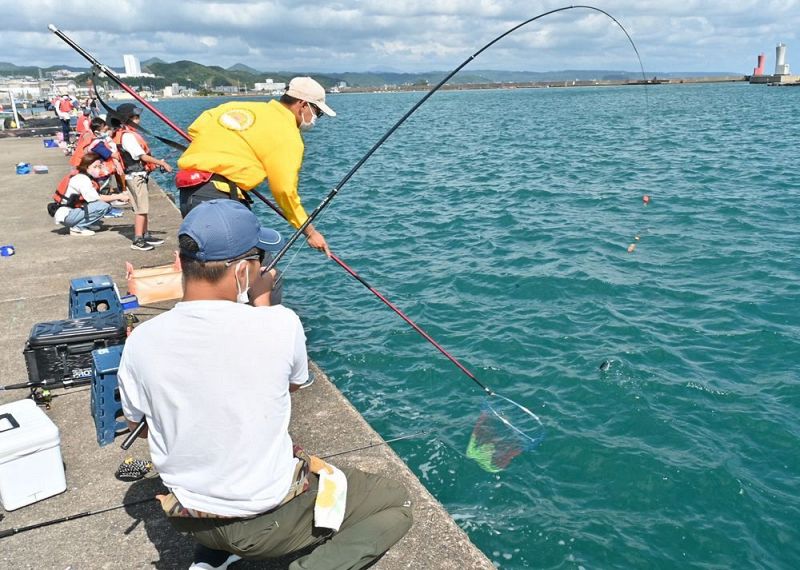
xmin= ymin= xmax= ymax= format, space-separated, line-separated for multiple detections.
xmin=176 ymin=77 xmax=334 ymax=256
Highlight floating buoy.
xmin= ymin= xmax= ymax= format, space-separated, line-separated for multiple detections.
xmin=643 ymin=195 xmax=650 ymax=204
xmin=627 ymin=243 xmax=636 ymax=253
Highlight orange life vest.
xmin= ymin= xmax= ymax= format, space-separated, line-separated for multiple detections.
xmin=69 ymin=134 xmax=123 ymax=176
xmin=69 ymin=131 xmax=95 ymax=167
xmin=58 ymin=99 xmax=73 ymax=113
xmin=52 ymin=171 xmax=100 ymax=209
xmin=113 ymin=125 xmax=157 ymax=174
xmin=76 ymin=115 xmax=91 ymax=134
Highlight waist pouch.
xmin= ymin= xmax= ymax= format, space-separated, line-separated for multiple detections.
xmin=176 ymin=169 xmax=251 ymax=203
xmin=158 ymin=446 xmax=311 ymax=519
xmin=175 ymin=168 xmax=214 ymax=189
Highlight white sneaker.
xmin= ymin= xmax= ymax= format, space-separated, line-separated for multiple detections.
xmin=189 ymin=554 xmax=242 ymax=570
xmin=70 ymin=227 xmax=95 ymax=236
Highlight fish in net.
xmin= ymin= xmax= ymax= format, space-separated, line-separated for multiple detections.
xmin=466 ymin=394 xmax=544 ymax=473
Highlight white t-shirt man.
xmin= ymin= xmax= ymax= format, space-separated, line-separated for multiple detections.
xmin=53 ymin=173 xmax=101 ymax=224
xmin=118 ymin=300 xmax=309 ymax=517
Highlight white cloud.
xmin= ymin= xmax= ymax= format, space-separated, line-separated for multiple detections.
xmin=1 ymin=1 xmax=799 ymax=73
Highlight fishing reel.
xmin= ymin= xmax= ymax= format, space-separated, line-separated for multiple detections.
xmin=30 ymin=387 xmax=53 ymax=409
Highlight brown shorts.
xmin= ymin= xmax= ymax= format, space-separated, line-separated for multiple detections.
xmin=126 ymin=174 xmax=149 ymax=215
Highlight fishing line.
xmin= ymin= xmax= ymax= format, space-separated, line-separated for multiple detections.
xmin=90 ymin=76 xmax=185 ymax=152
xmin=263 ymin=4 xmax=647 ymax=271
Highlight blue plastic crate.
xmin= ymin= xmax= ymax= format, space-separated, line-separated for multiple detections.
xmin=91 ymin=345 xmax=127 ymax=446
xmin=69 ymin=275 xmax=123 ymax=319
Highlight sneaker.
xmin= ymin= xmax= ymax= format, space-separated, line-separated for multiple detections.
xmin=70 ymin=227 xmax=95 ymax=236
xmin=87 ymin=223 xmax=102 ymax=231
xmin=189 ymin=544 xmax=241 ymax=570
xmin=130 ymin=238 xmax=154 ymax=251
xmin=110 ymin=200 xmax=128 ymax=208
xmin=143 ymin=233 xmax=165 ymax=246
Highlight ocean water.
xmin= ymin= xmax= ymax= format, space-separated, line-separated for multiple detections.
xmin=146 ymin=82 xmax=800 ymax=569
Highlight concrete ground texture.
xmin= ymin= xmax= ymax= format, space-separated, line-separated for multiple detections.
xmin=0 ymin=138 xmax=493 ymax=569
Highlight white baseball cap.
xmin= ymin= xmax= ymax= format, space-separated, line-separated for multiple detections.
xmin=285 ymin=77 xmax=336 ymax=117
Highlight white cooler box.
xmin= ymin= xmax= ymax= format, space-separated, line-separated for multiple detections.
xmin=0 ymin=399 xmax=66 ymax=511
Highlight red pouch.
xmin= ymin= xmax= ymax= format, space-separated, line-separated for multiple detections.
xmin=175 ymin=169 xmax=213 ymax=189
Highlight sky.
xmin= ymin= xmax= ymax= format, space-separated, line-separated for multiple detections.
xmin=1 ymin=1 xmax=799 ymax=74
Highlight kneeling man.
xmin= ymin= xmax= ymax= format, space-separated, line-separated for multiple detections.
xmin=118 ymin=200 xmax=411 ymax=569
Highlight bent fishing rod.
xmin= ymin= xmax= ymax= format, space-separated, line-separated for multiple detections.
xmin=49 ymin=7 xmax=644 ymax=401
xmin=262 ymin=4 xmax=645 ymax=272
xmin=48 ymin=24 xmax=498 ymax=397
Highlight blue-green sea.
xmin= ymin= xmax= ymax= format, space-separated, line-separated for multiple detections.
xmin=146 ymin=82 xmax=799 ymax=569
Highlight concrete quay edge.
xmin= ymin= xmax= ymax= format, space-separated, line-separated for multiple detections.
xmin=0 ymin=137 xmax=494 ymax=570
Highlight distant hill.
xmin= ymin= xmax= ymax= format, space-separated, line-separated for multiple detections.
xmin=228 ymin=63 xmax=263 ymax=75
xmin=0 ymin=61 xmax=89 ymax=75
xmin=0 ymin=58 xmax=742 ymax=89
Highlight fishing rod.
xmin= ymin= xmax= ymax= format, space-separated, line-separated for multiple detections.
xmin=263 ymin=4 xmax=645 ymax=272
xmin=251 ymin=189 xmax=495 ymax=395
xmin=0 ymin=497 xmax=153 ymax=539
xmin=47 ymin=21 xmax=498 ymax=397
xmin=0 ymin=432 xmax=428 ymax=539
xmin=48 ymin=24 xmax=189 ymax=140
xmin=320 ymin=430 xmax=428 ymax=459
xmin=49 ymin=8 xmax=645 ymax=403
xmin=90 ymin=79 xmax=186 ymax=152
xmin=0 ymin=378 xmax=90 ymax=391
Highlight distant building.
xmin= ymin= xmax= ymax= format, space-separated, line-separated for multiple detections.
xmin=123 ymin=54 xmax=141 ymax=76
xmin=164 ymin=83 xmax=187 ymax=97
xmin=120 ymin=54 xmax=155 ymax=78
xmin=775 ymin=43 xmax=791 ymax=75
xmin=0 ymin=77 xmax=43 ymax=99
xmin=254 ymin=78 xmax=286 ymax=93
xmin=41 ymin=69 xmax=80 ymax=80
xmin=212 ymin=85 xmax=239 ymax=94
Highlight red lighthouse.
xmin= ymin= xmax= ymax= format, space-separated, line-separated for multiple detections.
xmin=753 ymin=53 xmax=765 ymax=76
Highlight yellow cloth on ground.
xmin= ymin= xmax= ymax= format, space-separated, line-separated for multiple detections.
xmin=177 ymin=100 xmax=308 ymax=228
xmin=310 ymin=455 xmax=348 ymax=531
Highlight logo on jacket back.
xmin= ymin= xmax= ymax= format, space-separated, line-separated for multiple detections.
xmin=218 ymin=109 xmax=255 ymax=132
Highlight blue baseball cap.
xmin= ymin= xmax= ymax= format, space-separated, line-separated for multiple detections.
xmin=179 ymin=200 xmax=284 ymax=262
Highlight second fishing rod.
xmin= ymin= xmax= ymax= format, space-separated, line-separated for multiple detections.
xmin=48 ymin=25 xmax=496 ymax=399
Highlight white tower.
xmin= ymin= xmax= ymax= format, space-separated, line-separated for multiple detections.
xmin=775 ymin=43 xmax=790 ymax=75
xmin=123 ymin=54 xmax=142 ymax=76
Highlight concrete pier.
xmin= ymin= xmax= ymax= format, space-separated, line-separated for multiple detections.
xmin=0 ymin=137 xmax=493 ymax=569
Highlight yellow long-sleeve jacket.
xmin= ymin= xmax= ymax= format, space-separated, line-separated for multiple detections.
xmin=177 ymin=100 xmax=308 ymax=228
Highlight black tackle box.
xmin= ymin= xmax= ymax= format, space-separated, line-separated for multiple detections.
xmin=23 ymin=312 xmax=126 ymax=387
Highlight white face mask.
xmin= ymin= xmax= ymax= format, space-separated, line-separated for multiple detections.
xmin=234 ymin=260 xmax=250 ymax=304
xmin=299 ymin=104 xmax=317 ymax=132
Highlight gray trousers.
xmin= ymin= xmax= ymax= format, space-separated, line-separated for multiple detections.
xmin=170 ymin=468 xmax=412 ymax=570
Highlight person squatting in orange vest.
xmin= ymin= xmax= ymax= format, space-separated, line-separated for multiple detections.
xmin=49 ymin=152 xmax=130 ymax=236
